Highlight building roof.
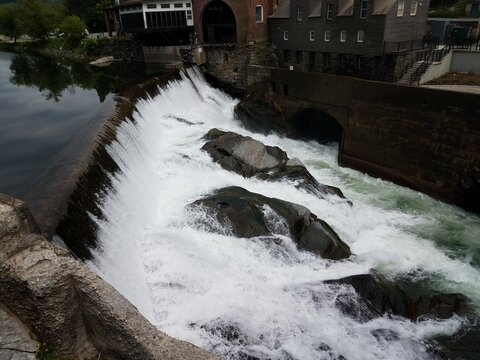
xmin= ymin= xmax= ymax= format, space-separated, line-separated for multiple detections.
xmin=337 ymin=0 xmax=354 ymax=16
xmin=270 ymin=0 xmax=291 ymax=18
xmin=372 ymin=0 xmax=396 ymax=15
xmin=309 ymin=0 xmax=322 ymax=17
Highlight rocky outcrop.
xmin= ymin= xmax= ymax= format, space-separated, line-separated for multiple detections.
xmin=202 ymin=129 xmax=346 ymax=200
xmin=325 ymin=271 xmax=469 ymax=321
xmin=189 ymin=186 xmax=351 ymax=260
xmin=89 ymin=56 xmax=115 ymax=67
xmin=0 ymin=193 xmax=219 ymax=360
xmin=0 ymin=303 xmax=37 ymax=360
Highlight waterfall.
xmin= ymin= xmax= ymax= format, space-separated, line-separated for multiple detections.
xmin=87 ymin=67 xmax=480 ymax=360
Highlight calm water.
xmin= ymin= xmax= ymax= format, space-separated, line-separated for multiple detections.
xmin=0 ymin=51 xmax=148 ymax=204
xmin=86 ymin=68 xmax=480 ymax=360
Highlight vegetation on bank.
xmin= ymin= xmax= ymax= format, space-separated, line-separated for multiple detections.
xmin=429 ymin=0 xmax=480 ymax=18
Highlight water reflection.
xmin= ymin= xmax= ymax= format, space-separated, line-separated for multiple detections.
xmin=8 ymin=53 xmax=148 ymax=102
xmin=0 ymin=51 xmax=149 ymax=204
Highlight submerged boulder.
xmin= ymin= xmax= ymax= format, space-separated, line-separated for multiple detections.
xmin=202 ymin=129 xmax=347 ymax=200
xmin=189 ymin=186 xmax=351 ymax=260
xmin=326 ymin=271 xmax=469 ymax=321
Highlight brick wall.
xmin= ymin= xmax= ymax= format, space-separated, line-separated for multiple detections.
xmin=193 ymin=0 xmax=274 ymax=45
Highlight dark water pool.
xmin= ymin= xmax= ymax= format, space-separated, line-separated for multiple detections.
xmin=0 ymin=51 xmax=149 ymax=206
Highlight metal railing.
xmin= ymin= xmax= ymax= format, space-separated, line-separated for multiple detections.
xmin=393 ymin=48 xmax=434 ymax=83
xmin=409 ymin=45 xmax=452 ymax=85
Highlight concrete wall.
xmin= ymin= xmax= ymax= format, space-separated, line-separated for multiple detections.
xmin=420 ymin=50 xmax=480 ymax=84
xmin=246 ymin=65 xmax=480 ymax=211
xmin=451 ymin=50 xmax=480 ymax=74
xmin=419 ymin=50 xmax=452 ymax=84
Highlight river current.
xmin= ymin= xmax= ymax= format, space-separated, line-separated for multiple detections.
xmin=87 ymin=68 xmax=480 ymax=360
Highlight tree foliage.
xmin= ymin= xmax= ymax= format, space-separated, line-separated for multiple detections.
xmin=64 ymin=0 xmax=113 ymax=33
xmin=21 ymin=0 xmax=63 ymax=40
xmin=60 ymin=15 xmax=85 ymax=48
xmin=0 ymin=3 xmax=23 ymax=42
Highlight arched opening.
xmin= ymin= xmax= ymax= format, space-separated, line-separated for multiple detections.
xmin=290 ymin=109 xmax=343 ymax=144
xmin=202 ymin=0 xmax=237 ymax=44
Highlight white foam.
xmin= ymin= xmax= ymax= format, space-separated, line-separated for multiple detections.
xmin=88 ymin=67 xmax=480 ymax=360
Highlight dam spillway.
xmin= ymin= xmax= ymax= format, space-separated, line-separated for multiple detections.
xmin=75 ymin=68 xmax=480 ymax=360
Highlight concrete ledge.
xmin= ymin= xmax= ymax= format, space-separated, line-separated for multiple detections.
xmin=0 ymin=194 xmax=219 ymax=360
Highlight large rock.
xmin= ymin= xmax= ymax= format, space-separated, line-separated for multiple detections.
xmin=202 ymin=129 xmax=346 ymax=200
xmin=190 ymin=186 xmax=351 ymax=260
xmin=0 ymin=194 xmax=219 ymax=360
xmin=325 ymin=271 xmax=469 ymax=321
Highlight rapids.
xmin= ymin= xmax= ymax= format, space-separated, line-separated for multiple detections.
xmin=86 ymin=68 xmax=480 ymax=360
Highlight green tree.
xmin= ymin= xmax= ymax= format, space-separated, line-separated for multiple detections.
xmin=20 ymin=0 xmax=63 ymax=40
xmin=64 ymin=0 xmax=113 ymax=33
xmin=0 ymin=4 xmax=24 ymax=42
xmin=60 ymin=15 xmax=85 ymax=48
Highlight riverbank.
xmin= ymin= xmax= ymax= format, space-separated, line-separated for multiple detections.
xmin=0 ymin=36 xmax=143 ymax=64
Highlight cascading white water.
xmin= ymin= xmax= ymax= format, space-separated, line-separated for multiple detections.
xmin=88 ymin=68 xmax=480 ymax=360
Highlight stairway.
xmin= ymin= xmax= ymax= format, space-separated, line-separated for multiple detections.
xmin=397 ymin=61 xmax=425 ymax=85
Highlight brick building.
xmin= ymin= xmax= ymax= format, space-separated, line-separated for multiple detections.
xmin=192 ymin=0 xmax=277 ymax=44
xmin=269 ymin=0 xmax=432 ymax=81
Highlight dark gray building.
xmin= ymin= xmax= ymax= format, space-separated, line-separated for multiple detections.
xmin=269 ymin=0 xmax=431 ymax=81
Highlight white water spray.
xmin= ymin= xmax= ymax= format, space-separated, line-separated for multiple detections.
xmin=88 ymin=68 xmax=480 ymax=360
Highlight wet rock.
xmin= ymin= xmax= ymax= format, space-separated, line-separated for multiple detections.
xmin=202 ymin=129 xmax=347 ymax=200
xmin=190 ymin=186 xmax=351 ymax=260
xmin=326 ymin=271 xmax=469 ymax=321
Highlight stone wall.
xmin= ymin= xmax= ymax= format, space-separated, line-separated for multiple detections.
xmin=0 ymin=193 xmax=219 ymax=360
xmin=244 ymin=65 xmax=480 ymax=212
xmin=203 ymin=43 xmax=278 ymax=89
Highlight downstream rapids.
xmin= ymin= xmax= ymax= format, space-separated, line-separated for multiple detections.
xmin=86 ymin=68 xmax=480 ymax=360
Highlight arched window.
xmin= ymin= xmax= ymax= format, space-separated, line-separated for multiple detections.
xmin=202 ymin=1 xmax=237 ymax=43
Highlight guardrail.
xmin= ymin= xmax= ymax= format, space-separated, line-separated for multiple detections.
xmin=409 ymin=46 xmax=452 ymax=85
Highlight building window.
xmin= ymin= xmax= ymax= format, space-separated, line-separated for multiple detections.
xmin=341 ymin=55 xmax=347 ymax=68
xmin=310 ymin=31 xmax=315 ymax=41
xmin=283 ymin=50 xmax=289 ymax=63
xmin=324 ymin=53 xmax=331 ymax=66
xmin=174 ymin=3 xmax=183 ymax=8
xmin=340 ymin=30 xmax=346 ymax=42
xmin=358 ymin=56 xmax=365 ymax=70
xmin=397 ymin=1 xmax=404 ymax=16
xmin=357 ymin=30 xmax=364 ymax=42
xmin=161 ymin=4 xmax=170 ymax=8
xmin=297 ymin=5 xmax=303 ymax=21
xmin=296 ymin=50 xmax=302 ymax=64
xmin=284 ymin=31 xmax=289 ymax=40
xmin=360 ymin=0 xmax=368 ymax=18
xmin=327 ymin=3 xmax=333 ymax=20
xmin=256 ymin=5 xmax=264 ymax=22
xmin=324 ymin=30 xmax=330 ymax=41
xmin=186 ymin=2 xmax=191 ymax=7
xmin=147 ymin=4 xmax=157 ymax=9
xmin=410 ymin=1 xmax=418 ymax=16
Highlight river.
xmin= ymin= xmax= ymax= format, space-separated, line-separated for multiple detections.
xmin=81 ymin=68 xmax=480 ymax=359
xmin=0 ymin=51 xmax=151 ymax=219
